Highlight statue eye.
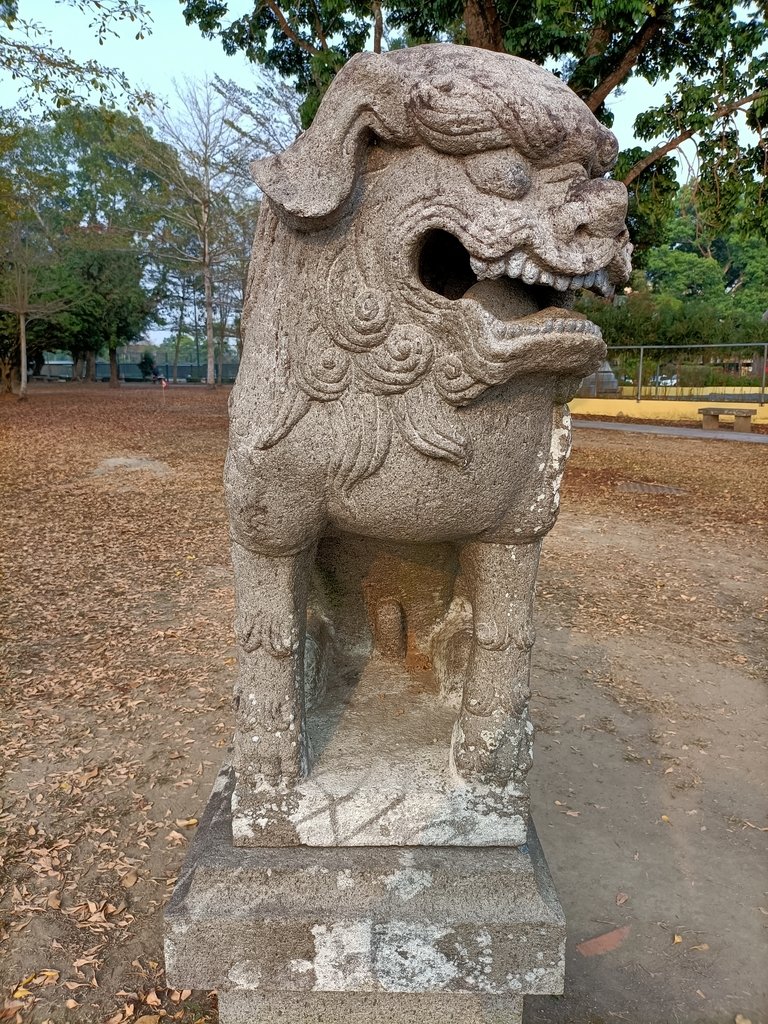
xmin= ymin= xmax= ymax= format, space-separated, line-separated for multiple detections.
xmin=464 ymin=151 xmax=532 ymax=200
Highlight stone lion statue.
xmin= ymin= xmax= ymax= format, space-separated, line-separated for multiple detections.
xmin=226 ymin=43 xmax=630 ymax=843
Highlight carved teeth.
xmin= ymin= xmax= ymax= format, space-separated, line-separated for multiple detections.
xmin=470 ymin=255 xmax=506 ymax=280
xmin=490 ymin=315 xmax=603 ymax=339
xmin=469 ymin=251 xmax=616 ymax=296
xmin=521 ymin=258 xmax=540 ymax=285
xmin=505 ymin=251 xmax=526 ymax=277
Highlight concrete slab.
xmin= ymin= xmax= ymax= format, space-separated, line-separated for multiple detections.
xmin=219 ymin=992 xmax=524 ymax=1023
xmin=232 ymin=658 xmax=528 ymax=848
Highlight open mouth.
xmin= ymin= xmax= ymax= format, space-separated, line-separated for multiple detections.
xmin=417 ymin=228 xmax=614 ymax=329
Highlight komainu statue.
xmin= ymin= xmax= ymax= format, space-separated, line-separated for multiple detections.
xmin=226 ymin=43 xmax=631 ymax=846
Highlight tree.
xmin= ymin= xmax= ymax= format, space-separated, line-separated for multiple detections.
xmin=182 ymin=0 xmax=768 ymax=241
xmin=0 ymin=223 xmax=69 ymax=397
xmin=1 ymin=0 xmax=152 ymax=110
xmin=137 ymin=77 xmax=258 ymax=387
xmin=0 ymin=104 xmax=172 ymax=387
xmin=51 ymin=242 xmax=156 ymax=385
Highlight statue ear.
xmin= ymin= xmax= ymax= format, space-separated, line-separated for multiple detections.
xmin=251 ymin=52 xmax=412 ymax=231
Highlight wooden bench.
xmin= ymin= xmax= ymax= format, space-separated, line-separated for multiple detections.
xmin=698 ymin=406 xmax=757 ymax=433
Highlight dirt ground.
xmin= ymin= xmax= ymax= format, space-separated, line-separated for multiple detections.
xmin=1 ymin=384 xmax=766 ymax=1024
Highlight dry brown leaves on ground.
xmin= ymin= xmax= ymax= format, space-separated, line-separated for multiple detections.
xmin=1 ymin=386 xmax=766 ymax=1023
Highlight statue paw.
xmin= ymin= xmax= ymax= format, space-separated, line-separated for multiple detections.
xmin=451 ymin=712 xmax=526 ymax=785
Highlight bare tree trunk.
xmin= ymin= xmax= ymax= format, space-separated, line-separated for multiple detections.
xmin=203 ymin=212 xmax=216 ymax=388
xmin=1 ymin=358 xmax=13 ymax=393
xmin=218 ymin=312 xmax=226 ymax=384
xmin=372 ymin=1 xmax=383 ymax=53
xmin=86 ymin=350 xmax=96 ymax=381
xmin=109 ymin=345 xmax=120 ymax=388
xmin=173 ymin=277 xmax=186 ymax=384
xmin=18 ymin=311 xmax=28 ymax=400
xmin=72 ymin=355 xmax=83 ymax=382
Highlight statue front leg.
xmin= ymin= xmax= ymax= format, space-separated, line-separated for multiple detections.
xmin=231 ymin=541 xmax=315 ymax=792
xmin=451 ymin=540 xmax=541 ymax=786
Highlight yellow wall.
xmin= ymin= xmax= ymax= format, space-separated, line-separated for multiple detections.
xmin=570 ymin=397 xmax=768 ymax=425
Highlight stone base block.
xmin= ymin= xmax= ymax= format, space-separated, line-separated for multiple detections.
xmin=219 ymin=992 xmax=523 ymax=1024
xmin=165 ymin=766 xmax=565 ymax=1015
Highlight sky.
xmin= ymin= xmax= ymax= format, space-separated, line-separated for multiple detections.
xmin=1 ymin=2 xmax=262 ymax=107
xmin=2 ymin=0 xmax=666 ymax=153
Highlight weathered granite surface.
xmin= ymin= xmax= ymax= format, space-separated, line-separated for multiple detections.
xmin=225 ymin=42 xmax=630 ymax=846
xmin=165 ymin=766 xmax=565 ymax=1017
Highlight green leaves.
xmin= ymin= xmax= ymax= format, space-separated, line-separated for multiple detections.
xmin=181 ymin=1 xmax=767 ymax=230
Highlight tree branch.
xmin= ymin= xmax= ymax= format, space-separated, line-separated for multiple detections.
xmin=310 ymin=0 xmax=329 ymax=50
xmin=582 ymin=24 xmax=611 ymax=60
xmin=622 ymin=90 xmax=767 ymax=186
xmin=263 ymin=0 xmax=321 ymax=56
xmin=583 ymin=12 xmax=668 ymax=112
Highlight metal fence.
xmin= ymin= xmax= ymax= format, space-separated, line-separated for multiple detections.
xmin=579 ymin=342 xmax=768 ymax=405
xmin=39 ymin=359 xmax=241 ymax=384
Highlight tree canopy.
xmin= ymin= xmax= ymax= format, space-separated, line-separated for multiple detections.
xmin=579 ymin=187 xmax=768 ymax=351
xmin=182 ymin=0 xmax=768 ymax=250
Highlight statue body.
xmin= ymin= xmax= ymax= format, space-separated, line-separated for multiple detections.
xmin=225 ymin=43 xmax=630 ymax=844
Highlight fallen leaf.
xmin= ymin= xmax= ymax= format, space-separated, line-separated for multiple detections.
xmin=175 ymin=818 xmax=198 ymax=828
xmin=661 ymin=814 xmax=671 ymax=823
xmin=566 ymin=810 xmax=580 ymax=817
xmin=689 ymin=943 xmax=709 ymax=951
xmin=145 ymin=990 xmax=161 ymax=1008
xmin=673 ymin=934 xmax=683 ymax=944
xmin=121 ymin=869 xmax=139 ymax=889
xmin=735 ymin=1016 xmax=753 ymax=1024
xmin=135 ymin=1016 xmax=161 ymax=1024
xmin=616 ymin=892 xmax=630 ymax=906
xmin=576 ymin=925 xmax=631 ymax=957
xmin=104 ymin=1014 xmax=123 ymax=1024
xmin=64 ymin=999 xmax=79 ymax=1009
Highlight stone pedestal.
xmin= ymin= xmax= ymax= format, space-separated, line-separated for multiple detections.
xmin=162 ymin=38 xmax=634 ymax=1022
xmin=165 ymin=767 xmax=565 ymax=1024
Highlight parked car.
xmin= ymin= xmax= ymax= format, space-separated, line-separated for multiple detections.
xmin=650 ymin=374 xmax=679 ymax=387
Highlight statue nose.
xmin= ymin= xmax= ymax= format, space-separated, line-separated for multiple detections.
xmin=567 ymin=179 xmax=628 ymax=238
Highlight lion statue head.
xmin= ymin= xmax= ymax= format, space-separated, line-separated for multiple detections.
xmin=232 ymin=44 xmax=631 ymax=492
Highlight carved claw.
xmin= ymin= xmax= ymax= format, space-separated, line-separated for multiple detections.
xmin=235 ymin=609 xmax=297 ymax=657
